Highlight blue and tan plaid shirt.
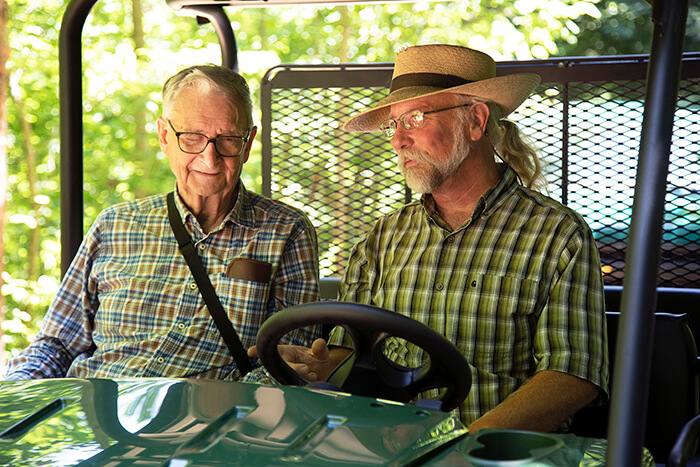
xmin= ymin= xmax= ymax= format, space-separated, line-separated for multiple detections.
xmin=330 ymin=166 xmax=609 ymax=426
xmin=6 ymin=183 xmax=320 ymax=381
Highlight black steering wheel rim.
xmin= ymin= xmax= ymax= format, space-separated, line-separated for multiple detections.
xmin=255 ymin=301 xmax=471 ymax=412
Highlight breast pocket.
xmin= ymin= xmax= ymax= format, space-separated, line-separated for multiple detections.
xmin=212 ymin=275 xmax=271 ymax=334
xmin=462 ymin=273 xmax=540 ymax=371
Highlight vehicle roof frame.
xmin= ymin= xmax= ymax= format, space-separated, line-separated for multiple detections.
xmin=57 ymin=1 xmax=690 ymax=465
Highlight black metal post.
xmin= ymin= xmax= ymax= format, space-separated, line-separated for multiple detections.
xmin=59 ymin=0 xmax=99 ymax=276
xmin=180 ymin=6 xmax=238 ymax=71
xmin=607 ymin=0 xmax=688 ymax=465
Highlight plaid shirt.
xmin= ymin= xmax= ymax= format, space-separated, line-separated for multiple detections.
xmin=330 ymin=166 xmax=609 ymax=426
xmin=6 ymin=184 xmax=320 ymax=381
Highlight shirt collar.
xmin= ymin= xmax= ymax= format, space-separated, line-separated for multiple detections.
xmin=480 ymin=164 xmax=520 ymax=217
xmin=173 ymin=181 xmax=255 ymax=233
xmin=420 ymin=164 xmax=520 ymax=225
xmin=225 ymin=182 xmax=256 ymax=228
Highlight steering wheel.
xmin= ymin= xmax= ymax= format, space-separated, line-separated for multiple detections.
xmin=255 ymin=301 xmax=471 ymax=412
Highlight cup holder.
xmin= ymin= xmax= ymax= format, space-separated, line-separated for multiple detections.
xmin=465 ymin=430 xmax=564 ymax=464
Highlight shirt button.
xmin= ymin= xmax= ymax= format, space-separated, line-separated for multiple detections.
xmin=189 ymin=282 xmax=197 ymax=290
xmin=157 ymin=357 xmax=165 ymax=363
xmin=435 ymin=283 xmax=444 ymax=291
xmin=198 ymin=243 xmax=206 ymax=251
xmin=178 ymin=323 xmax=185 ymax=329
xmin=447 ymin=236 xmax=455 ymax=243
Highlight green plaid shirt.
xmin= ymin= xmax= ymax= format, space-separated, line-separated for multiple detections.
xmin=330 ymin=166 xmax=609 ymax=426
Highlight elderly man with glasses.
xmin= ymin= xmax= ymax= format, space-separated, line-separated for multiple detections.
xmin=250 ymin=44 xmax=608 ymax=434
xmin=6 ymin=65 xmax=321 ymax=381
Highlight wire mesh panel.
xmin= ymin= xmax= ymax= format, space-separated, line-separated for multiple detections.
xmin=261 ymin=65 xmax=401 ymax=279
xmin=261 ymin=56 xmax=700 ymax=287
xmin=512 ymin=80 xmax=646 ymax=287
xmin=664 ymin=77 xmax=700 ymax=286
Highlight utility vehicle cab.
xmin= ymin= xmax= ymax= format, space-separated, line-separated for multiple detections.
xmin=1 ymin=0 xmax=699 ymax=465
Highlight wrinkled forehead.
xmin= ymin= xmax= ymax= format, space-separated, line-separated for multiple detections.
xmin=171 ymin=88 xmax=244 ymax=126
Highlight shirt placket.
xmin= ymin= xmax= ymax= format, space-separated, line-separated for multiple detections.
xmin=428 ymin=230 xmax=460 ymax=339
xmin=142 ymin=229 xmax=210 ymax=377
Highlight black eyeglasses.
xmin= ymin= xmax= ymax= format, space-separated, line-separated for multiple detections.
xmin=380 ymin=104 xmax=471 ymax=138
xmin=167 ymin=120 xmax=250 ymax=158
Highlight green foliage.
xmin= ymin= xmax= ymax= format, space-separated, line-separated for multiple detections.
xmin=3 ymin=0 xmax=676 ymax=363
xmin=557 ymin=0 xmax=700 ymax=56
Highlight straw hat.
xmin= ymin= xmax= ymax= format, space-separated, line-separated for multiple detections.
xmin=343 ymin=44 xmax=541 ymax=133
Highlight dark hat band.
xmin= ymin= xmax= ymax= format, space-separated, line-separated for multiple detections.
xmin=389 ymin=72 xmax=474 ymax=93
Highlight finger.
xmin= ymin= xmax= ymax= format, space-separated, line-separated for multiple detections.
xmin=305 ymin=372 xmax=319 ymax=382
xmin=309 ymin=338 xmax=329 ymax=359
xmin=247 ymin=345 xmax=258 ymax=357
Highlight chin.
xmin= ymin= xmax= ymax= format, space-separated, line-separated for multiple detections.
xmin=403 ymin=172 xmax=434 ymax=194
xmin=405 ymin=180 xmax=432 ymax=194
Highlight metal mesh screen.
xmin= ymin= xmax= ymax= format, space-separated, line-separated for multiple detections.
xmin=267 ymin=85 xmax=400 ymax=278
xmin=262 ymin=57 xmax=700 ymax=287
xmin=513 ymin=80 xmax=646 ymax=287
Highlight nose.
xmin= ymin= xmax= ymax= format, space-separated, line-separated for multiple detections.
xmin=199 ymin=141 xmax=220 ymax=167
xmin=390 ymin=125 xmax=412 ymax=151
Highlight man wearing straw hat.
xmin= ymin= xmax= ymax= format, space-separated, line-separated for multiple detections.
xmin=250 ymin=44 xmax=608 ymax=433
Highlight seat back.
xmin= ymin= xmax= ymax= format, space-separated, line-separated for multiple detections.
xmin=604 ymin=286 xmax=700 ymax=345
xmin=570 ymin=311 xmax=699 ymax=462
xmin=320 ymin=276 xmax=341 ymax=300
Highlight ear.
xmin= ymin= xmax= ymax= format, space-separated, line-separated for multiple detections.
xmin=157 ymin=116 xmax=170 ymax=153
xmin=242 ymin=126 xmax=257 ymax=163
xmin=469 ymin=103 xmax=490 ymax=142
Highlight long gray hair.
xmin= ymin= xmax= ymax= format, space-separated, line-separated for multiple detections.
xmin=453 ymin=94 xmax=547 ymax=192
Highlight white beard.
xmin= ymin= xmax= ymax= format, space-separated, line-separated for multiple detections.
xmin=398 ymin=129 xmax=470 ymax=193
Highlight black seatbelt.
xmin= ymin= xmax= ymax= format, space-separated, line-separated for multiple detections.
xmin=166 ymin=192 xmax=253 ymax=376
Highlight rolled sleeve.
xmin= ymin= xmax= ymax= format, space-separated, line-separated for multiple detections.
xmin=535 ymin=226 xmax=609 ymax=401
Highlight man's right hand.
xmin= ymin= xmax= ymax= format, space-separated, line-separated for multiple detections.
xmin=248 ymin=338 xmax=333 ymax=382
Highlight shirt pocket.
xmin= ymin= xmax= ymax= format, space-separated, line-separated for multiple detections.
xmin=462 ymin=273 xmax=540 ymax=371
xmin=211 ymin=275 xmax=271 ymax=336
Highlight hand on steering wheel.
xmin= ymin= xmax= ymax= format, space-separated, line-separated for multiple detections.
xmin=255 ymin=301 xmax=471 ymax=412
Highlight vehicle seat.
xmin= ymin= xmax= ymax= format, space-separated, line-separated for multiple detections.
xmin=320 ymin=276 xmax=341 ymax=300
xmin=570 ymin=311 xmax=699 ymax=463
xmin=604 ymin=286 xmax=700 ymax=347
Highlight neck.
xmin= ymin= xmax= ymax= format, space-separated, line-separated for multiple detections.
xmin=178 ymin=185 xmax=239 ymax=233
xmin=431 ymin=149 xmax=501 ymax=230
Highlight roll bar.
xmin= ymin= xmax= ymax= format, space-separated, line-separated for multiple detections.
xmin=607 ymin=0 xmax=689 ymax=465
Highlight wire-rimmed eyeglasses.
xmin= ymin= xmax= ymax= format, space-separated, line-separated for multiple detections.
xmin=380 ymin=104 xmax=471 ymax=138
xmin=167 ymin=119 xmax=250 ymax=158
